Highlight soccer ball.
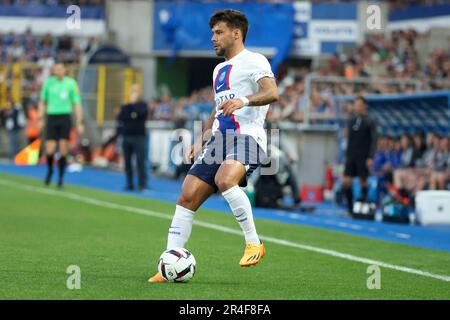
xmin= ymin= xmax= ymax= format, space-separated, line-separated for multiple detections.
xmin=158 ymin=247 xmax=196 ymax=282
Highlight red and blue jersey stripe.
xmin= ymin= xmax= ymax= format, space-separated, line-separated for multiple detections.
xmin=217 ymin=113 xmax=241 ymax=134
xmin=214 ymin=64 xmax=233 ymax=94
xmin=214 ymin=64 xmax=240 ymax=133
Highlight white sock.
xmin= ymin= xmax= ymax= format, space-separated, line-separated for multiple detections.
xmin=222 ymin=185 xmax=260 ymax=244
xmin=167 ymin=205 xmax=195 ymax=249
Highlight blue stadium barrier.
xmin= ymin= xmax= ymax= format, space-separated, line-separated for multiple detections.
xmin=153 ymin=1 xmax=294 ymax=74
xmin=0 ymin=4 xmax=104 ymax=19
xmin=334 ymin=91 xmax=450 ymax=136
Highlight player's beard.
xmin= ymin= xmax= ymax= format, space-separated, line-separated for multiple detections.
xmin=215 ymin=47 xmax=226 ymax=57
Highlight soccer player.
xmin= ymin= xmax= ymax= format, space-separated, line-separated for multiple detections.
xmin=149 ymin=9 xmax=279 ymax=282
xmin=38 ymin=63 xmax=84 ymax=188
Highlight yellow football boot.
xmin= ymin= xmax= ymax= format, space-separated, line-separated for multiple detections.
xmin=147 ymin=272 xmax=166 ymax=283
xmin=239 ymin=242 xmax=265 ymax=267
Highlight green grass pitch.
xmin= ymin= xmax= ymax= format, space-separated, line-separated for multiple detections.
xmin=0 ymin=172 xmax=449 ymax=299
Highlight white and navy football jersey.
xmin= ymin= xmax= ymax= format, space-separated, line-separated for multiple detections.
xmin=211 ymin=49 xmax=274 ymax=153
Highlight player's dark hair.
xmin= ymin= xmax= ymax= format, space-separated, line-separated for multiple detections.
xmin=209 ymin=9 xmax=249 ymax=43
xmin=355 ymin=95 xmax=367 ymax=106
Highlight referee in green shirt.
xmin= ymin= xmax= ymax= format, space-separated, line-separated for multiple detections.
xmin=38 ymin=63 xmax=84 ymax=188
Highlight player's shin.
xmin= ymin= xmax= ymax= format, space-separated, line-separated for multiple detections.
xmin=167 ymin=205 xmax=195 ymax=249
xmin=46 ymin=154 xmax=54 ymax=167
xmin=58 ymin=156 xmax=67 ymax=179
xmin=45 ymin=154 xmax=54 ymax=185
xmin=344 ymin=186 xmax=353 ymax=214
xmin=222 ymin=185 xmax=260 ymax=244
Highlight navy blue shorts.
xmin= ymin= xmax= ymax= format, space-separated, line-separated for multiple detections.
xmin=188 ymin=133 xmax=265 ymax=192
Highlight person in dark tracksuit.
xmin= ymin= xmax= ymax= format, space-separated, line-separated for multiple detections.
xmin=117 ymin=84 xmax=148 ymax=191
xmin=343 ymin=96 xmax=377 ymax=214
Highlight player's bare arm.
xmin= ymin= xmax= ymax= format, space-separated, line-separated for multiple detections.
xmin=37 ymin=99 xmax=47 ymax=131
xmin=186 ymin=108 xmax=216 ymax=163
xmin=219 ymin=76 xmax=279 ymax=116
xmin=203 ymin=106 xmax=217 ymax=141
xmin=74 ymin=103 xmax=84 ymax=135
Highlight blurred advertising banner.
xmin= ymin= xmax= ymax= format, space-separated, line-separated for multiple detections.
xmin=152 ymin=1 xmax=360 ymax=59
xmin=292 ymin=1 xmax=358 ymax=56
xmin=152 ymin=1 xmax=295 ymax=74
xmin=389 ymin=3 xmax=450 ymax=32
xmin=0 ymin=3 xmax=105 ymax=36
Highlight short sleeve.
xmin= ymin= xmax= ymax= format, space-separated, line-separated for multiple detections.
xmin=40 ymin=80 xmax=48 ymax=102
xmin=250 ymin=54 xmax=274 ymax=83
xmin=71 ymin=80 xmax=82 ymax=104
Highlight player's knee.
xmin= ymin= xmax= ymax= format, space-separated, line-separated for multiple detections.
xmin=177 ymin=193 xmax=196 ymax=210
xmin=214 ymin=175 xmax=236 ymax=193
xmin=360 ymin=178 xmax=368 ymax=186
xmin=46 ymin=147 xmax=55 ymax=156
xmin=343 ymin=176 xmax=352 ymax=189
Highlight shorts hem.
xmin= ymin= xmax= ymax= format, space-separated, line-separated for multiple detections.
xmin=186 ymin=172 xmax=219 ymax=193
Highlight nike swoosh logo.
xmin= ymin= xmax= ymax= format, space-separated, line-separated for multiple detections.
xmin=216 ymin=83 xmax=224 ymax=90
xmin=226 ymin=153 xmax=238 ymax=158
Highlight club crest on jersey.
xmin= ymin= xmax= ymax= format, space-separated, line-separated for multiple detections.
xmin=214 ymin=64 xmax=233 ymax=94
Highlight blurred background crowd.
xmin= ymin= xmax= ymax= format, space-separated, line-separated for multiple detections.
xmin=0 ymin=0 xmax=449 ymax=218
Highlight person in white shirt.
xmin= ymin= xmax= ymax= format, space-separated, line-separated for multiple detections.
xmin=149 ymin=9 xmax=279 ymax=283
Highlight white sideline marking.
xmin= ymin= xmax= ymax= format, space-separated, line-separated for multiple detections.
xmin=1 ymin=178 xmax=450 ymax=283
xmin=395 ymin=233 xmax=412 ymax=239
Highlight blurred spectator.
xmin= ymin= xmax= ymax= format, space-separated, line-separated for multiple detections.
xmin=393 ymin=134 xmax=421 ymax=193
xmin=304 ymin=28 xmax=449 ymax=102
xmin=310 ymin=88 xmax=332 ymax=113
xmin=289 ymin=80 xmax=307 ymax=121
xmin=373 ymin=136 xmax=387 ymax=173
xmin=429 ymin=136 xmax=449 ymax=190
xmin=373 ymin=135 xmax=398 ymax=183
xmin=412 ymin=132 xmax=441 ymax=193
xmin=0 ymin=31 xmax=82 ymax=64
xmin=266 ymin=94 xmax=291 ymax=122
xmin=116 ymin=84 xmax=148 ymax=191
xmin=57 ymin=34 xmax=73 ymax=52
xmin=398 ymin=134 xmax=414 ymax=166
xmin=153 ymin=95 xmax=173 ymax=121
xmin=25 ymin=102 xmax=40 ymax=144
xmin=147 ymin=99 xmax=157 ymax=120
xmin=412 ymin=131 xmax=427 ymax=162
xmin=387 ymin=130 xmax=450 ymax=200
xmin=391 ymin=136 xmax=402 ymax=169
xmin=2 ymin=98 xmax=26 ymax=160
xmin=173 ymin=97 xmax=188 ymax=128
xmin=37 ymin=58 xmax=54 ymax=83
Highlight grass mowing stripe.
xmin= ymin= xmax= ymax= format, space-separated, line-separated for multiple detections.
xmin=1 ymin=177 xmax=450 ymax=284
